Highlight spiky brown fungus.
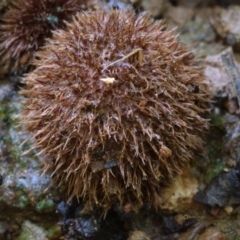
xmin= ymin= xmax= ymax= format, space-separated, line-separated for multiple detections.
xmin=20 ymin=9 xmax=209 ymax=213
xmin=0 ymin=0 xmax=96 ymax=75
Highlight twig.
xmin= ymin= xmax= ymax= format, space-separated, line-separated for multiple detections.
xmin=102 ymin=48 xmax=143 ymax=72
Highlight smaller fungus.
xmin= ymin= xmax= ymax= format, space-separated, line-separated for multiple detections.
xmin=0 ymin=0 xmax=96 ymax=75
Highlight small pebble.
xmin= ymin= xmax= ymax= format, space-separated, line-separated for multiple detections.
xmin=224 ymin=206 xmax=233 ymax=214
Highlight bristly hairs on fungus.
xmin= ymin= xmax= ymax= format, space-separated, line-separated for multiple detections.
xmin=20 ymin=9 xmax=209 ymax=214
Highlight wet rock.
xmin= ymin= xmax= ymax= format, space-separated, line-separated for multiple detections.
xmin=0 ymin=91 xmax=62 ymax=210
xmin=58 ymin=202 xmax=100 ymax=239
xmin=97 ymin=210 xmax=128 ymax=239
xmin=177 ymin=10 xmax=222 ymax=57
xmin=152 ymin=235 xmax=179 ymax=240
xmin=18 ymin=220 xmax=48 ymax=240
xmin=99 ymin=0 xmax=132 ymax=11
xmin=224 ymin=114 xmax=240 ymax=164
xmin=126 ymin=0 xmax=169 ymax=17
xmin=221 ymin=50 xmax=240 ymax=111
xmin=0 ymin=174 xmax=2 ymax=185
xmin=57 ymin=201 xmax=73 ymax=220
xmin=0 ymin=221 xmax=9 ymax=235
xmin=162 ymin=215 xmax=196 ymax=234
xmin=128 ymin=230 xmax=150 ymax=240
xmin=1 ymin=168 xmax=55 ymax=209
xmin=205 ymin=50 xmax=230 ymax=98
xmin=172 ymin=0 xmax=201 ymax=8
xmin=204 ymin=47 xmax=240 ymax=110
xmin=211 ymin=5 xmax=240 ymax=51
xmin=165 ymin=6 xmax=194 ymax=29
xmin=0 ymin=84 xmax=14 ymax=102
xmin=0 ymin=86 xmax=62 ymax=238
xmin=57 ymin=201 xmax=76 ymax=234
xmin=139 ymin=0 xmax=168 ymax=18
xmin=194 ymin=168 xmax=240 ymax=207
xmin=194 ymin=226 xmax=226 ymax=240
xmin=173 ymin=0 xmax=240 ymax=8
xmin=161 ymin=175 xmax=198 ymax=212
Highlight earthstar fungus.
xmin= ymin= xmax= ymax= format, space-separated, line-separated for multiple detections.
xmin=20 ymin=10 xmax=209 ymax=213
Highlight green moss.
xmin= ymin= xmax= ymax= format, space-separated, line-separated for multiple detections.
xmin=36 ymin=199 xmax=55 ymax=212
xmin=19 ymin=159 xmax=27 ymax=168
xmin=210 ymin=114 xmax=226 ymax=130
xmin=0 ymin=104 xmax=12 ymax=127
xmin=47 ymin=225 xmax=61 ymax=239
xmin=2 ymin=135 xmax=10 ymax=142
xmin=0 ymin=106 xmax=5 ymax=115
xmin=11 ymin=149 xmax=20 ymax=160
xmin=205 ymin=159 xmax=225 ymax=182
xmin=16 ymin=182 xmax=26 ymax=191
xmin=204 ymin=114 xmax=226 ymax=182
xmin=19 ymin=195 xmax=29 ymax=209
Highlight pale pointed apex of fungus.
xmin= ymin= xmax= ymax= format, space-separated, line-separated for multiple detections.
xmin=100 ymin=77 xmax=116 ymax=84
